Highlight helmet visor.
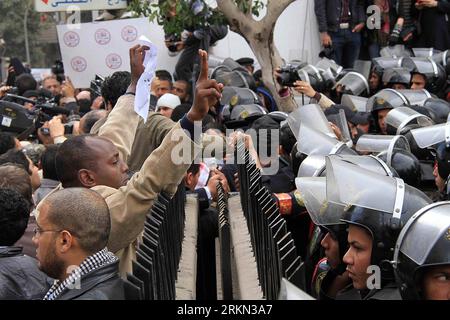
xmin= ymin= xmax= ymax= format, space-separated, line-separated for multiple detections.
xmin=298 ymin=155 xmax=326 ymax=177
xmin=386 ymin=106 xmax=434 ymax=134
xmin=380 ymin=45 xmax=411 ymax=58
xmin=295 ymin=177 xmax=346 ymax=226
xmin=330 ymin=154 xmax=391 ymax=176
xmin=397 ymin=203 xmax=450 ymax=265
xmin=287 ymin=104 xmax=335 ymax=140
xmin=298 ymin=124 xmax=343 ymax=156
xmin=412 ymin=48 xmax=439 ymax=58
xmin=366 ymin=89 xmax=409 ymax=112
xmin=341 ymin=94 xmax=369 ymax=112
xmin=397 ymin=89 xmax=432 ymax=106
xmin=373 ymin=57 xmax=402 ymax=70
xmin=326 ymin=156 xmax=399 ymax=214
xmin=333 ymin=72 xmax=369 ymax=96
xmin=382 ymin=68 xmax=411 ymax=85
xmin=221 ymin=87 xmax=259 ymax=106
xmin=356 ymin=134 xmax=410 ymax=154
xmin=410 ymin=123 xmax=447 ymax=148
xmin=315 ymin=58 xmax=343 ymax=76
xmin=402 ymin=57 xmax=437 ymax=76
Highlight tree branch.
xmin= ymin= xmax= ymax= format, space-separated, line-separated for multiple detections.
xmin=246 ymin=0 xmax=254 ymax=18
xmin=217 ymin=0 xmax=253 ymax=32
xmin=264 ymin=0 xmax=296 ymax=28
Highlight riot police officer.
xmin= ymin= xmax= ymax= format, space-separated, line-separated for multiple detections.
xmin=393 ymin=201 xmax=450 ymax=300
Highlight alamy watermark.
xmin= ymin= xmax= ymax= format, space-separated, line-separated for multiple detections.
xmin=170 ymin=123 xmax=281 ymax=175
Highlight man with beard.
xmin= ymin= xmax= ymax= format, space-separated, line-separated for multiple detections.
xmin=33 ymin=188 xmax=124 ymax=300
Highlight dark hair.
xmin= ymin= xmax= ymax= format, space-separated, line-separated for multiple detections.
xmin=250 ymin=115 xmax=280 ymax=158
xmin=0 ymin=149 xmax=31 ymax=175
xmin=55 ymin=135 xmax=99 ymax=187
xmin=170 ymin=103 xmax=191 ymax=122
xmin=280 ymin=123 xmax=296 ymax=155
xmin=41 ymin=145 xmax=59 ymax=181
xmin=16 ymin=74 xmax=37 ymax=96
xmin=44 ymin=188 xmax=111 ymax=254
xmin=187 ymin=163 xmax=200 ymax=176
xmin=253 ymin=69 xmax=263 ymax=87
xmin=155 ymin=69 xmax=173 ymax=82
xmin=0 ymin=188 xmax=30 ymax=246
xmin=101 ymin=71 xmax=131 ymax=108
xmin=0 ymin=165 xmax=32 ymax=207
xmin=80 ymin=110 xmax=107 ymax=134
xmin=0 ymin=132 xmax=16 ymax=155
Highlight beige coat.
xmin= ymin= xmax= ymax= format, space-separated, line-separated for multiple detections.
xmin=38 ymin=94 xmax=201 ymax=277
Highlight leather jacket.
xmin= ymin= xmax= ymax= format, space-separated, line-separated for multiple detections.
xmin=0 ymin=246 xmax=50 ymax=300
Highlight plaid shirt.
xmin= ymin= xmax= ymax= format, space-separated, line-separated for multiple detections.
xmin=43 ymin=248 xmax=118 ymax=300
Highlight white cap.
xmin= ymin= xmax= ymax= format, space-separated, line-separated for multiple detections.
xmin=156 ymin=93 xmax=181 ymax=111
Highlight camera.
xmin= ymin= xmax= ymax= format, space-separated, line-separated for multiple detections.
xmin=90 ymin=74 xmax=104 ymax=97
xmin=51 ymin=60 xmax=65 ymax=83
xmin=165 ymin=34 xmax=181 ymax=52
xmin=319 ymin=46 xmax=335 ymax=59
xmin=276 ymin=64 xmax=303 ymax=87
xmin=0 ymin=93 xmax=72 ymax=139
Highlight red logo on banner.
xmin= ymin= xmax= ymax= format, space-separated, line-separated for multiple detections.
xmin=121 ymin=26 xmax=138 ymax=42
xmin=95 ymin=28 xmax=111 ymax=45
xmin=71 ymin=57 xmax=87 ymax=72
xmin=42 ymin=0 xmax=49 ymax=4
xmin=105 ymin=54 xmax=122 ymax=69
xmin=63 ymin=31 xmax=80 ymax=47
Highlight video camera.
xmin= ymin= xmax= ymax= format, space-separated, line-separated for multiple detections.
xmin=0 ymin=93 xmax=74 ymax=139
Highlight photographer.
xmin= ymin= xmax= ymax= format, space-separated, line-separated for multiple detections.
xmin=37 ymin=115 xmax=80 ymax=146
xmin=274 ymin=68 xmax=335 ymax=110
xmin=42 ymin=75 xmax=61 ymax=100
xmin=1 ymin=73 xmax=37 ymax=102
xmin=162 ymin=0 xmax=228 ymax=82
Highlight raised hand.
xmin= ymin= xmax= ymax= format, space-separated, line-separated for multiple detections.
xmin=61 ymin=76 xmax=75 ymax=98
xmin=188 ymin=49 xmax=223 ymax=122
xmin=129 ymin=44 xmax=150 ymax=86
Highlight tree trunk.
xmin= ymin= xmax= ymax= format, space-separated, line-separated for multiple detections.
xmin=217 ymin=0 xmax=297 ymax=113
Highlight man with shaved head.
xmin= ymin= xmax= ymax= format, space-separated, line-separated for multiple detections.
xmin=34 ymin=188 xmax=125 ymax=300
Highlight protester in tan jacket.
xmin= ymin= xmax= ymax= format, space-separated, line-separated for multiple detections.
xmin=37 ymin=46 xmax=223 ymax=276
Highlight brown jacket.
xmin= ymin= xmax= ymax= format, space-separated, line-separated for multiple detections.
xmin=38 ymin=95 xmax=201 ymax=276
xmin=128 ymin=113 xmax=227 ymax=172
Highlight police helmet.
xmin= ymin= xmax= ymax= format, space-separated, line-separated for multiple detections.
xmin=393 ymin=201 xmax=450 ymax=300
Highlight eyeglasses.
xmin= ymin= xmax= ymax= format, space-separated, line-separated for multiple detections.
xmin=33 ymin=227 xmax=62 ymax=237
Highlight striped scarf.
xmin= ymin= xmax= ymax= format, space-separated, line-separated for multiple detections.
xmin=43 ymin=248 xmax=118 ymax=300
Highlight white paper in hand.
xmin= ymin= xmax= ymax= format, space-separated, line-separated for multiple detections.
xmin=135 ymin=35 xmax=158 ymax=122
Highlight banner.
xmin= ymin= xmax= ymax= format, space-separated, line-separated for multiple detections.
xmin=35 ymin=0 xmax=128 ymax=12
xmin=56 ymin=18 xmax=179 ymax=88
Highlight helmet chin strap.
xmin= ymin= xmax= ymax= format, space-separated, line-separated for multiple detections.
xmin=446 ymin=175 xmax=450 ymax=196
xmin=445 ymin=120 xmax=450 ymax=148
xmin=392 ymin=178 xmax=405 ymax=223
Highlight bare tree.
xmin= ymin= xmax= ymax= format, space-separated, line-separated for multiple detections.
xmin=217 ymin=0 xmax=297 ymax=112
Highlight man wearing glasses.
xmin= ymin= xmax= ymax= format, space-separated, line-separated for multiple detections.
xmin=33 ymin=188 xmax=125 ymax=300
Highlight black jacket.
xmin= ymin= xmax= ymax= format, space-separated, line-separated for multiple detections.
xmin=416 ymin=1 xmax=450 ymax=51
xmin=0 ymin=246 xmax=50 ymax=300
xmin=55 ymin=260 xmax=125 ymax=300
xmin=314 ymin=0 xmax=366 ymax=33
